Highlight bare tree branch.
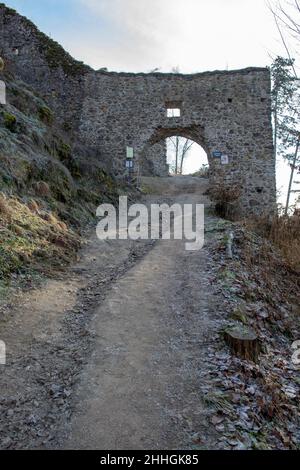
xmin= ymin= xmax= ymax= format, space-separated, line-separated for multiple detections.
xmin=268 ymin=0 xmax=298 ymax=76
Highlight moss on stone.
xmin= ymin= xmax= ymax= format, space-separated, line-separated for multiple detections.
xmin=3 ymin=111 xmax=17 ymax=132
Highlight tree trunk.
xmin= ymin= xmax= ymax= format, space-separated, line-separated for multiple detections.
xmin=224 ymin=325 xmax=260 ymax=362
xmin=285 ymin=135 xmax=300 ymax=215
xmin=274 ymin=94 xmax=278 ymax=161
xmin=175 ymin=137 xmax=179 ymax=175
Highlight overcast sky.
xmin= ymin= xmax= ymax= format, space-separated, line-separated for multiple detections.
xmin=4 ymin=0 xmax=291 ymax=73
xmin=3 ymin=0 xmax=299 ymax=207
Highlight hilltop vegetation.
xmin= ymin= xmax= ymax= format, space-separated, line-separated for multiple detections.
xmin=0 ymin=68 xmax=125 ymax=283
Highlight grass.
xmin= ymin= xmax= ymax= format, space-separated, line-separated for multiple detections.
xmin=191 ymin=166 xmax=209 ymax=177
xmin=0 ymin=279 xmax=10 ymax=301
xmin=246 ymin=214 xmax=300 ymax=272
xmin=38 ymin=105 xmax=53 ymax=125
xmin=0 ymin=61 xmax=127 ymax=283
xmin=0 ymin=194 xmax=12 ymax=218
xmin=203 ymin=391 xmax=234 ymax=414
xmin=0 ymin=195 xmax=80 ymax=279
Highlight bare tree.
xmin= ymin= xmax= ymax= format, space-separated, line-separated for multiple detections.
xmin=269 ymin=1 xmax=300 ymax=41
xmin=268 ymin=1 xmax=299 ymax=75
xmin=268 ymin=1 xmax=300 ymax=212
xmin=285 ymin=134 xmax=300 ymax=213
xmin=167 ymin=136 xmax=194 ymax=175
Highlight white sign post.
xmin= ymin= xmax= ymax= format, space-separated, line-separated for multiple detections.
xmin=221 ymin=154 xmax=229 ymax=165
xmin=126 ymin=147 xmax=134 ymax=183
xmin=126 ymin=146 xmax=134 ymax=159
xmin=0 ymin=80 xmax=6 ymax=105
xmin=0 ymin=340 xmax=6 ymax=365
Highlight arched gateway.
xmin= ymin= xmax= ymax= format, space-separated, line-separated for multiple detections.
xmin=80 ymin=68 xmax=276 ymax=216
xmin=139 ymin=125 xmax=209 ymax=177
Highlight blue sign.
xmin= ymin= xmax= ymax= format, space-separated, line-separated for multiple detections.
xmin=213 ymin=151 xmax=222 ymax=158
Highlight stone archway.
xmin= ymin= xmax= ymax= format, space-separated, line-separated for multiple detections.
xmin=138 ymin=125 xmax=212 ymax=177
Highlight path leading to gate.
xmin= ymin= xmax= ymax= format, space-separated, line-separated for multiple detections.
xmin=63 ymin=176 xmax=219 ymax=449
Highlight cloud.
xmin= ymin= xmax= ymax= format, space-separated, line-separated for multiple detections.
xmin=76 ymin=0 xmax=178 ymax=71
xmin=66 ymin=0 xmax=279 ymax=73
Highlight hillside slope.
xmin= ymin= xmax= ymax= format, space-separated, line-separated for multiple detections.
xmin=0 ymin=62 xmax=125 ymax=280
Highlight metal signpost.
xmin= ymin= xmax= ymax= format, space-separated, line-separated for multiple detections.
xmin=126 ymin=146 xmax=134 ymax=183
xmin=221 ymin=154 xmax=229 ymax=165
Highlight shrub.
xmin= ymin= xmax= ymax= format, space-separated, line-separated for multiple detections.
xmin=38 ymin=106 xmax=53 ymax=124
xmin=32 ymin=181 xmax=50 ymax=197
xmin=28 ymin=160 xmax=74 ymax=203
xmin=210 ymin=184 xmax=241 ymax=220
xmin=56 ymin=141 xmax=71 ymax=160
xmin=192 ymin=165 xmax=209 ymax=177
xmin=3 ymin=112 xmax=17 ymax=132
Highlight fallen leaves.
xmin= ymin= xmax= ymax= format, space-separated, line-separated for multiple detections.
xmin=200 ymin=222 xmax=300 ymax=449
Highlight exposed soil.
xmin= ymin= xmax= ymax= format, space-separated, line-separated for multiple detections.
xmin=62 ymin=176 xmax=222 ymax=450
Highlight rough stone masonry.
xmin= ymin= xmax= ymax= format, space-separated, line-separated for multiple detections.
xmin=0 ymin=3 xmax=276 ymax=215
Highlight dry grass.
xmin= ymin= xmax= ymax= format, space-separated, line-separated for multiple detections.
xmin=0 ymin=195 xmax=79 ymax=278
xmin=57 ymin=221 xmax=67 ymax=231
xmin=245 ymin=213 xmax=300 ymax=272
xmin=41 ymin=212 xmax=58 ymax=224
xmin=27 ymin=199 xmax=40 ymax=212
xmin=32 ymin=181 xmax=50 ymax=197
xmin=210 ymin=184 xmax=242 ymax=220
xmin=0 ymin=193 xmax=12 ymax=219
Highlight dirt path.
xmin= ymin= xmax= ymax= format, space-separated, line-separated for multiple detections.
xmin=0 ymin=176 xmax=224 ymax=450
xmin=63 ymin=176 xmax=219 ymax=449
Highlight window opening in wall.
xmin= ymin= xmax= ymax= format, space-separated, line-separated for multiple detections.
xmin=167 ymin=108 xmax=181 ymax=118
xmin=165 ymin=100 xmax=182 ymax=118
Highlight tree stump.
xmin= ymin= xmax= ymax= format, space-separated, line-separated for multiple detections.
xmin=224 ymin=325 xmax=260 ymax=362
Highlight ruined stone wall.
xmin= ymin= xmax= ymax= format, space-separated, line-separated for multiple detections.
xmin=81 ymin=68 xmax=275 ymax=215
xmin=0 ymin=3 xmax=89 ymax=134
xmin=0 ymin=4 xmax=276 ymax=216
xmin=142 ymin=141 xmax=169 ymax=177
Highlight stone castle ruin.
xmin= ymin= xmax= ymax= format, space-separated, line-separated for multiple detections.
xmin=0 ymin=3 xmax=276 ymax=215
